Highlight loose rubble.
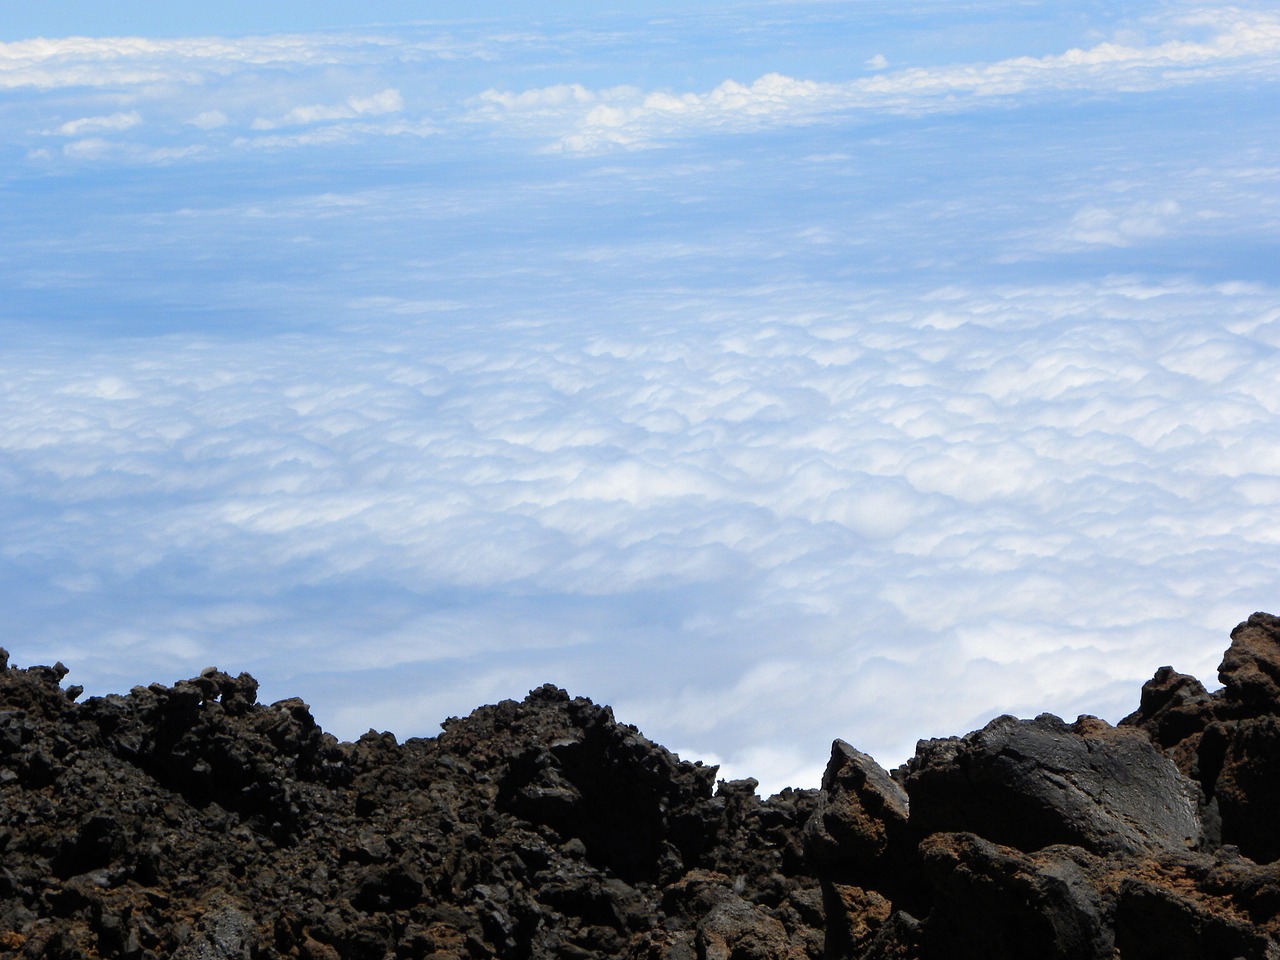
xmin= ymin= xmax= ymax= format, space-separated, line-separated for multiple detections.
xmin=3 ymin=614 xmax=1280 ymax=958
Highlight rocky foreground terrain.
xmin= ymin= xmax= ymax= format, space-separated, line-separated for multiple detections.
xmin=5 ymin=615 xmax=1280 ymax=959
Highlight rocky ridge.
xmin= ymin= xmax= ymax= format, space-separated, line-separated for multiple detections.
xmin=3 ymin=613 xmax=1280 ymax=958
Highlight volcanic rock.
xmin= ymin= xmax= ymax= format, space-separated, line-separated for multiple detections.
xmin=919 ymin=832 xmax=1112 ymax=960
xmin=803 ymin=740 xmax=909 ymax=881
xmin=1124 ymin=611 xmax=1280 ymax=864
xmin=903 ymin=713 xmax=1203 ymax=856
xmin=4 ymin=613 xmax=1280 ymax=958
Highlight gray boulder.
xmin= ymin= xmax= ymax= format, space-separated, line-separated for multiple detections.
xmin=904 ymin=713 xmax=1203 ymax=856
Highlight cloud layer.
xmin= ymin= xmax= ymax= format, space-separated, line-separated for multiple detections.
xmin=4 ymin=274 xmax=1279 ymax=792
xmin=2 ymin=0 xmax=1279 ymax=795
xmin=477 ymin=8 xmax=1280 ymax=151
xmin=5 ymin=6 xmax=1279 ymax=160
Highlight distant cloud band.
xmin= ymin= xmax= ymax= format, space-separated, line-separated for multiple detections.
xmin=477 ymin=9 xmax=1280 ymax=152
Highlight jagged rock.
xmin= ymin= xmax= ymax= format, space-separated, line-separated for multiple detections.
xmin=803 ymin=740 xmax=908 ymax=881
xmin=1220 ymin=612 xmax=1280 ymax=711
xmin=0 ymin=653 xmax=826 ymax=959
xmin=1203 ymin=715 xmax=1280 ymax=865
xmin=803 ymin=740 xmax=920 ymax=957
xmin=173 ymin=896 xmax=259 ymax=960
xmin=858 ymin=909 xmax=922 ymax=960
xmin=1121 ymin=666 xmax=1213 ymax=758
xmin=1202 ymin=613 xmax=1280 ymax=864
xmin=1114 ymin=874 xmax=1280 ymax=960
xmin=822 ymin=884 xmax=892 ymax=957
xmin=919 ymin=832 xmax=1112 ymax=960
xmin=5 ymin=614 xmax=1280 ymax=958
xmin=660 ymin=871 xmax=803 ymax=960
xmin=904 ymin=713 xmax=1203 ymax=857
xmin=1121 ymin=613 xmax=1280 ymax=863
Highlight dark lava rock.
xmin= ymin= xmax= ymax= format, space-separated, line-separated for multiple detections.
xmin=802 ymin=740 xmax=921 ymax=957
xmin=5 ymin=612 xmax=1280 ymax=958
xmin=1124 ymin=612 xmax=1280 ymax=864
xmin=803 ymin=740 xmax=909 ymax=882
xmin=0 ymin=657 xmax=820 ymax=960
xmin=172 ymin=896 xmax=260 ymax=960
xmin=903 ymin=713 xmax=1203 ymax=857
xmin=919 ymin=832 xmax=1112 ymax=960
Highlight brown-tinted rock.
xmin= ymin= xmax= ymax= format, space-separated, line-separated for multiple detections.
xmin=1206 ymin=715 xmax=1280 ymax=864
xmin=823 ymin=883 xmax=892 ymax=956
xmin=919 ymin=832 xmax=1112 ymax=960
xmin=858 ymin=910 xmax=922 ymax=960
xmin=1114 ymin=875 xmax=1280 ymax=960
xmin=6 ymin=614 xmax=1280 ymax=959
xmin=1220 ymin=612 xmax=1280 ymax=710
xmin=0 ymin=651 xmax=825 ymax=960
xmin=803 ymin=740 xmax=921 ymax=955
xmin=803 ymin=740 xmax=908 ymax=881
xmin=1122 ymin=615 xmax=1280 ymax=863
xmin=1121 ymin=666 xmax=1212 ymax=761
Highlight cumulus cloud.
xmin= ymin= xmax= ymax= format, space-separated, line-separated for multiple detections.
xmin=476 ymin=73 xmax=848 ymax=151
xmin=4 ymin=1 xmax=1280 ymax=798
xmin=4 ymin=275 xmax=1279 ymax=793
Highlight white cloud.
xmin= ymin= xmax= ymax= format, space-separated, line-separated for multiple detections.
xmin=477 ymin=72 xmax=847 ymax=152
xmin=4 ymin=2 xmax=1280 ymax=800
xmin=9 ymin=7 xmax=1279 ymax=166
xmin=54 ymin=110 xmax=142 ymax=136
xmin=60 ymin=136 xmax=114 ymax=159
xmin=252 ymin=88 xmax=404 ymax=129
xmin=0 ymin=34 xmax=396 ymax=89
xmin=232 ymin=117 xmax=436 ymax=150
xmin=1063 ymin=199 xmax=1184 ymax=247
xmin=59 ymin=137 xmax=205 ymax=163
xmin=187 ymin=109 xmax=228 ymax=129
xmin=4 ymin=276 xmax=1279 ymax=794
xmin=0 ymin=29 xmax=519 ymax=91
xmin=475 ymin=8 xmax=1280 ymax=152
xmin=479 ymin=82 xmax=599 ymax=110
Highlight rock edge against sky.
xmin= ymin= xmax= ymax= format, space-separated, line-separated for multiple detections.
xmin=4 ymin=613 xmax=1280 ymax=958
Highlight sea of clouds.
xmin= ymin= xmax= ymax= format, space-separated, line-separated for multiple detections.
xmin=2 ymin=1 xmax=1279 ymax=793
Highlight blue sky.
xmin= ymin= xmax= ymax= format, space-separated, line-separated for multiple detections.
xmin=3 ymin=1 xmax=1279 ymax=792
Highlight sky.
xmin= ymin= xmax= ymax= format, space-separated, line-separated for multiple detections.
xmin=2 ymin=0 xmax=1279 ymax=794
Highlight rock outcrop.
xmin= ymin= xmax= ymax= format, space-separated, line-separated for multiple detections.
xmin=1123 ymin=612 xmax=1280 ymax=866
xmin=3 ymin=614 xmax=1280 ymax=958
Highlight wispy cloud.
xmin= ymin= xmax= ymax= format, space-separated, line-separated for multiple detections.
xmin=475 ymin=8 xmax=1280 ymax=152
xmin=0 ymin=33 xmax=479 ymax=89
xmin=1062 ymin=200 xmax=1185 ymax=248
xmin=251 ymin=88 xmax=404 ymax=130
xmin=8 ymin=6 xmax=1280 ymax=165
xmin=186 ymin=109 xmax=228 ymax=130
xmin=52 ymin=110 xmax=142 ymax=136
